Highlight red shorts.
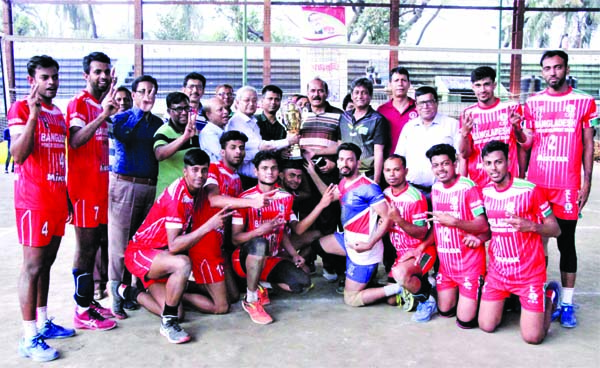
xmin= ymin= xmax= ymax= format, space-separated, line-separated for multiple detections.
xmin=16 ymin=209 xmax=67 ymax=247
xmin=231 ymin=248 xmax=283 ymax=281
xmin=435 ymin=270 xmax=484 ymax=300
xmin=481 ymin=271 xmax=546 ymax=313
xmin=70 ymin=197 xmax=108 ymax=228
xmin=542 ymin=187 xmax=579 ymax=220
xmin=124 ymin=243 xmax=168 ymax=289
xmin=189 ymin=231 xmax=226 ymax=284
xmin=389 ymin=245 xmax=437 ymax=277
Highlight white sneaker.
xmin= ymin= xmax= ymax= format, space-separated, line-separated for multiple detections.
xmin=322 ymin=269 xmax=338 ymax=283
xmin=412 ymin=296 xmax=437 ymax=323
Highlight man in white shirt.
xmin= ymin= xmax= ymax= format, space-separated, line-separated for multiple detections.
xmin=200 ymin=97 xmax=230 ymax=163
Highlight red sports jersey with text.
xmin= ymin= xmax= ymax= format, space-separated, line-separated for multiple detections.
xmin=8 ymin=99 xmax=67 ymax=212
xmin=461 ymin=99 xmax=521 ymax=187
xmin=482 ymin=177 xmax=551 ymax=283
xmin=384 ymin=185 xmax=428 ymax=256
xmin=130 ymin=177 xmax=194 ymax=250
xmin=204 ymin=160 xmax=243 ymax=197
xmin=431 ymin=176 xmax=486 ymax=277
xmin=524 ymin=87 xmax=598 ymax=189
xmin=232 ymin=186 xmax=296 ymax=256
xmin=66 ymin=90 xmax=109 ymax=200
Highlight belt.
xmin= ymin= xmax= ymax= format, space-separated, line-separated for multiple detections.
xmin=114 ymin=173 xmax=156 ymax=186
xmin=411 ymin=182 xmax=432 ymax=193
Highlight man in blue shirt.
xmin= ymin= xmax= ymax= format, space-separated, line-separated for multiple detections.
xmin=108 ymin=75 xmax=163 ymax=319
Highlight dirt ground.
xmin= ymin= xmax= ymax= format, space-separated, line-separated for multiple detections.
xmin=0 ymin=167 xmax=598 ymax=368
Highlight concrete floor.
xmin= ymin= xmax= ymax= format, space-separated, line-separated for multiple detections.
xmin=0 ymin=167 xmax=598 ymax=368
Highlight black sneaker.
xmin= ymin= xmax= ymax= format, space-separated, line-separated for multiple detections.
xmin=336 ymin=277 xmax=346 ymax=294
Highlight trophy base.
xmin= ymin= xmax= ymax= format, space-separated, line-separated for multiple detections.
xmin=288 ymin=145 xmax=303 ymax=160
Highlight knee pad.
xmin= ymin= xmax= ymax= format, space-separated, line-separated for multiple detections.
xmin=343 ymin=290 xmax=364 ymax=307
xmin=245 ymin=237 xmax=269 ymax=256
xmin=73 ymin=269 xmax=94 ymax=307
xmin=456 ymin=316 xmax=479 ymax=329
xmin=438 ymin=305 xmax=457 ymax=318
xmin=556 ymin=218 xmax=578 ymax=273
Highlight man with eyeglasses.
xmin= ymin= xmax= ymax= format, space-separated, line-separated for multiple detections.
xmin=215 ymin=84 xmax=235 ymax=118
xmin=154 ymin=92 xmax=199 ymax=197
xmin=394 ymin=86 xmax=460 ymax=203
xmin=182 ymin=72 xmax=208 ymax=132
xmin=108 ymin=75 xmax=163 ymax=319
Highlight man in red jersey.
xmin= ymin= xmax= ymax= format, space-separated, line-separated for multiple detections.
xmin=124 ymin=149 xmax=230 ymax=344
xmin=232 ymin=151 xmax=313 ymax=325
xmin=377 ymin=67 xmax=418 ymax=151
xmin=424 ymin=144 xmax=490 ymax=327
xmin=9 ymin=55 xmax=74 ymax=362
xmin=523 ymin=50 xmax=598 ymax=328
xmin=66 ymin=52 xmax=118 ymax=330
xmin=478 ymin=140 xmax=561 ymax=344
xmin=459 ymin=66 xmax=527 ymax=186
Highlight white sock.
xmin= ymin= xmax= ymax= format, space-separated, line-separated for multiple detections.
xmin=36 ymin=306 xmax=48 ymax=328
xmin=23 ymin=320 xmax=37 ymax=339
xmin=562 ymin=287 xmax=574 ymax=305
xmin=383 ymin=283 xmax=402 ymax=297
xmin=76 ymin=305 xmax=89 ymax=315
xmin=246 ymin=288 xmax=259 ymax=303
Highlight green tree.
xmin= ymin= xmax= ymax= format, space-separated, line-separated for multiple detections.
xmin=56 ymin=4 xmax=98 ymax=38
xmin=154 ymin=4 xmax=203 ymax=41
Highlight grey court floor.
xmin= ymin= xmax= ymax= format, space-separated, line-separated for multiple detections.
xmin=0 ymin=167 xmax=598 ymax=368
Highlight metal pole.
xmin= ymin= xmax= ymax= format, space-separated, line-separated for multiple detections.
xmin=496 ymin=0 xmax=502 ymax=96
xmin=242 ymin=1 xmax=248 ymax=85
xmin=2 ymin=0 xmax=15 ymax=105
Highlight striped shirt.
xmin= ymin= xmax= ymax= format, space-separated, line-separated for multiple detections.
xmin=299 ymin=103 xmax=342 ymax=150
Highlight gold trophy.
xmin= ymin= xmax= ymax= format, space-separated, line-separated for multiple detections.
xmin=278 ymin=102 xmax=303 ymax=160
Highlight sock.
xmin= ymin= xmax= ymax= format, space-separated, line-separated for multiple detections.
xmin=562 ymin=287 xmax=574 ymax=305
xmin=162 ymin=304 xmax=179 ymax=323
xmin=383 ymin=283 xmax=402 ymax=297
xmin=73 ymin=269 xmax=93 ymax=308
xmin=23 ymin=320 xmax=37 ymax=339
xmin=36 ymin=306 xmax=48 ymax=327
xmin=246 ymin=288 xmax=259 ymax=303
xmin=119 ymin=284 xmax=141 ymax=302
xmin=76 ymin=305 xmax=90 ymax=315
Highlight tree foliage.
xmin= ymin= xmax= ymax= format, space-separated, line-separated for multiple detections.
xmin=154 ymin=5 xmax=203 ymax=41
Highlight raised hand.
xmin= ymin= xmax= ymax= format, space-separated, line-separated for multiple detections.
xmin=206 ymin=205 xmax=233 ymax=231
xmin=27 ymin=83 xmax=42 ymax=115
xmin=461 ymin=110 xmax=473 ymax=137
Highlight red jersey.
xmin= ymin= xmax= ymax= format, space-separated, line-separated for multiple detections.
xmin=431 ymin=176 xmax=486 ymax=277
xmin=204 ymin=160 xmax=243 ymax=197
xmin=66 ymin=90 xmax=109 ymax=201
xmin=8 ymin=99 xmax=67 ymax=212
xmin=482 ymin=177 xmax=552 ymax=283
xmin=232 ymin=186 xmax=297 ymax=256
xmin=131 ymin=177 xmax=194 ymax=250
xmin=377 ymin=98 xmax=418 ymax=151
xmin=384 ymin=185 xmax=428 ymax=256
xmin=461 ymin=99 xmax=521 ymax=187
xmin=524 ymin=87 xmax=598 ymax=189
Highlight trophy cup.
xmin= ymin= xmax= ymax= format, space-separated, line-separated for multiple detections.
xmin=278 ymin=102 xmax=303 ymax=160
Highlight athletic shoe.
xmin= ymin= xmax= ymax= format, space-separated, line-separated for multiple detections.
xmin=395 ymin=293 xmax=404 ymax=308
xmin=110 ymin=281 xmax=128 ymax=320
xmin=402 ymin=289 xmax=419 ymax=312
xmin=545 ymin=281 xmax=561 ymax=322
xmin=257 ymin=285 xmax=270 ymax=306
xmin=160 ymin=317 xmax=191 ymax=344
xmin=18 ymin=334 xmax=59 ymax=362
xmin=336 ymin=277 xmax=346 ymax=295
xmin=560 ymin=303 xmax=577 ymax=328
xmin=412 ymin=296 xmax=437 ymax=323
xmin=39 ymin=318 xmax=75 ymax=339
xmin=322 ymin=269 xmax=338 ymax=283
xmin=90 ymin=300 xmax=115 ymax=319
xmin=123 ymin=299 xmax=140 ymax=311
xmin=94 ymin=289 xmax=107 ymax=300
xmin=242 ymin=299 xmax=273 ymax=325
xmin=74 ymin=308 xmax=117 ymax=331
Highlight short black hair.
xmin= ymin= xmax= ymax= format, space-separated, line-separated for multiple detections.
xmin=253 ymin=150 xmax=279 ymax=168
xmin=481 ymin=140 xmax=509 ymax=161
xmin=280 ymin=159 xmax=304 ymax=171
xmin=389 ymin=66 xmax=410 ymax=81
xmin=219 ymin=130 xmax=248 ymax=149
xmin=425 ymin=143 xmax=456 ymax=163
xmin=83 ymin=52 xmax=111 ymax=74
xmin=116 ymin=86 xmax=132 ymax=98
xmin=342 ymin=93 xmax=353 ymax=110
xmin=166 ymin=92 xmax=189 ymax=108
xmin=132 ymin=75 xmax=158 ymax=92
xmin=184 ymin=148 xmax=210 ymax=167
xmin=415 ymin=86 xmax=438 ymax=102
xmin=262 ymin=84 xmax=283 ymax=98
xmin=27 ymin=55 xmax=59 ymax=77
xmin=385 ymin=154 xmax=407 ymax=168
xmin=471 ymin=66 xmax=496 ymax=83
xmin=540 ymin=50 xmax=568 ymax=67
xmin=351 ymin=77 xmax=373 ymax=97
xmin=183 ymin=72 xmax=206 ymax=88
xmin=337 ymin=142 xmax=362 ymax=160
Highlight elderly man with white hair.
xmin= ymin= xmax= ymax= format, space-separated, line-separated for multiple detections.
xmin=227 ymin=85 xmax=299 ymax=188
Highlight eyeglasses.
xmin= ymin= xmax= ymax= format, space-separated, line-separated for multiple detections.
xmin=185 ymin=84 xmax=204 ymax=91
xmin=169 ymin=106 xmax=191 ymax=113
xmin=217 ymin=92 xmax=234 ymax=98
xmin=416 ymin=99 xmax=437 ymax=107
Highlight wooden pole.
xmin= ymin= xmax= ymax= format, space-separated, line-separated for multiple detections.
xmin=2 ymin=0 xmax=15 ymax=104
xmin=134 ymin=0 xmax=144 ymax=77
xmin=389 ymin=0 xmax=400 ymax=72
xmin=509 ymin=0 xmax=524 ymax=98
xmin=263 ymin=0 xmax=271 ymax=86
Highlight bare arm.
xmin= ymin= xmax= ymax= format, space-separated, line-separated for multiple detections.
xmin=429 ymin=211 xmax=490 ymax=235
xmin=505 ymin=212 xmax=561 ymax=238
xmin=578 ymin=127 xmax=594 ymax=212
xmin=232 ymin=213 xmax=285 ymax=245
xmin=373 ymin=144 xmax=384 ymax=184
xmin=11 ymin=85 xmax=41 ymax=164
xmin=155 ymin=115 xmax=196 ymax=161
xmin=290 ymin=184 xmax=336 ymax=235
xmin=303 ymin=159 xmax=335 ymax=197
xmin=350 ymin=200 xmax=391 ymax=253
xmin=166 ymin=207 xmax=231 ymax=254
xmin=459 ymin=110 xmax=473 ymax=158
xmin=281 ymin=232 xmax=304 ymax=268
xmin=388 ymin=206 xmax=428 ymax=240
xmin=206 ymin=184 xmax=274 ymax=209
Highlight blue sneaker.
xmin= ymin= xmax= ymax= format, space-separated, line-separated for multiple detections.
xmin=560 ymin=303 xmax=577 ymax=328
xmin=412 ymin=296 xmax=437 ymax=323
xmin=18 ymin=334 xmax=59 ymax=362
xmin=545 ymin=281 xmax=561 ymax=322
xmin=39 ymin=318 xmax=76 ymax=339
